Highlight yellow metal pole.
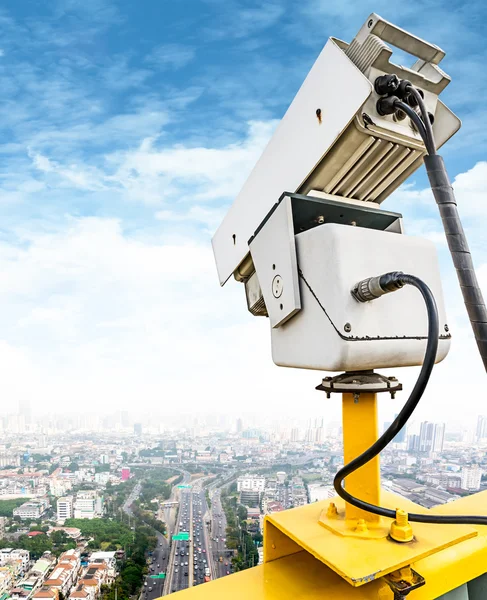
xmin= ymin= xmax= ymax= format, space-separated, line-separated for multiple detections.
xmin=342 ymin=392 xmax=380 ymax=523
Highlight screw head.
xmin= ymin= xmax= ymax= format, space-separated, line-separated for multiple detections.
xmin=368 ymin=18 xmax=373 ymax=27
xmin=444 ymin=324 xmax=449 ymax=332
xmin=344 ymin=323 xmax=352 ymax=333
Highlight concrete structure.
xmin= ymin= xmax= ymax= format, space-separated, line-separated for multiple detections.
xmin=121 ymin=467 xmax=130 ymax=482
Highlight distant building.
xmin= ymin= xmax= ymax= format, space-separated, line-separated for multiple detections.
xmin=305 ymin=428 xmax=315 ymax=443
xmin=419 ymin=422 xmax=445 ymax=455
xmin=237 ymin=475 xmax=266 ymax=493
xmin=0 ymin=549 xmax=30 ymax=571
xmin=237 ymin=475 xmax=265 ymax=507
xmin=432 ymin=423 xmax=445 ymax=453
xmin=407 ymin=434 xmax=420 ymax=451
xmin=0 ymin=517 xmax=6 ymax=538
xmin=74 ymin=491 xmax=103 ymax=519
xmin=290 ymin=428 xmax=300 ymax=442
xmin=33 ymin=587 xmax=59 ymax=600
xmin=13 ymin=498 xmax=50 ymax=520
xmin=276 ymin=472 xmax=286 ymax=484
xmin=57 ymin=496 xmax=74 ymax=522
xmin=133 ymin=423 xmax=142 ymax=437
xmin=476 ymin=416 xmax=487 ymax=441
xmin=121 ymin=467 xmax=130 ymax=482
xmin=236 ymin=419 xmax=243 ymax=434
xmin=461 ymin=466 xmax=482 ymax=491
xmin=315 ymin=427 xmax=324 ymax=443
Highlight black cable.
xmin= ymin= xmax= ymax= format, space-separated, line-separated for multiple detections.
xmin=334 ymin=272 xmax=487 ymax=524
xmin=407 ymin=86 xmax=437 ymax=155
xmin=400 ymin=85 xmax=487 ymax=372
xmin=394 ymin=100 xmax=434 ymax=155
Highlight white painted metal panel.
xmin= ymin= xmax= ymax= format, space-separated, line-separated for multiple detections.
xmin=271 ymin=224 xmax=450 ymax=371
xmin=212 ymin=39 xmax=373 ymax=285
xmin=249 ymin=197 xmax=300 ymax=328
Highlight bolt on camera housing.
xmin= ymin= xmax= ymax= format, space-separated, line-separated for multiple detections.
xmin=212 ymin=13 xmax=458 ymax=372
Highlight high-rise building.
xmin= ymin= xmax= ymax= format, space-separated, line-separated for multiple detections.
xmin=291 ymin=428 xmax=299 ymax=442
xmin=476 ymin=416 xmax=487 ymax=441
xmin=236 ymin=418 xmax=243 ymax=434
xmin=432 ymin=423 xmax=445 ymax=453
xmin=407 ymin=434 xmax=420 ymax=451
xmin=19 ymin=400 xmax=31 ymax=426
xmin=461 ymin=466 xmax=482 ymax=491
xmin=134 ymin=423 xmax=142 ymax=437
xmin=305 ymin=428 xmax=316 ymax=442
xmin=419 ymin=422 xmax=434 ymax=453
xmin=121 ymin=467 xmax=130 ymax=482
xmin=315 ymin=427 xmax=324 ymax=443
xmin=57 ymin=496 xmax=74 ymax=521
xmin=419 ymin=422 xmax=445 ymax=455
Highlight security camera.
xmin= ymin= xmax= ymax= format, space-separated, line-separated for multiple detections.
xmin=212 ymin=13 xmax=458 ymax=372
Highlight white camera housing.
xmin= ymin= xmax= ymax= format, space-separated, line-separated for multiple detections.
xmin=212 ymin=14 xmax=457 ymax=372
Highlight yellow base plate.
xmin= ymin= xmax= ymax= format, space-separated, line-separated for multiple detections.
xmin=264 ymin=490 xmax=477 ymax=587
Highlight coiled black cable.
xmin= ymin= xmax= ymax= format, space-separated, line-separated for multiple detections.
xmin=400 ymin=85 xmax=487 ymax=372
xmin=334 ymin=272 xmax=487 ymax=524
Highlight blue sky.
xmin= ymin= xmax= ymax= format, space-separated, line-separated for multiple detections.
xmin=0 ymin=0 xmax=485 ymax=428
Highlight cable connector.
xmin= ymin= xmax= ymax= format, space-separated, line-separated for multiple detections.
xmin=351 ymin=271 xmax=405 ymax=303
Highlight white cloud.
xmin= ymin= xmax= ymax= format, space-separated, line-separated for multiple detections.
xmin=0 ymin=216 xmax=326 ymax=416
xmin=106 ymin=119 xmax=278 ymax=205
xmin=146 ymin=44 xmax=195 ymax=70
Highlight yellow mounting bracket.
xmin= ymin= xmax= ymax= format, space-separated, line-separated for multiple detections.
xmin=264 ymin=492 xmax=477 ymax=587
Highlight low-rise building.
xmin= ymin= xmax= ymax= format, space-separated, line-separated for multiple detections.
xmin=33 ymin=587 xmax=59 ymax=600
xmin=0 ymin=549 xmax=30 ymax=572
xmin=13 ymin=498 xmax=50 ymax=520
xmin=0 ymin=566 xmax=13 ymax=595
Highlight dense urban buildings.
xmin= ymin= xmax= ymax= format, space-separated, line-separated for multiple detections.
xmin=0 ymin=404 xmax=483 ymax=597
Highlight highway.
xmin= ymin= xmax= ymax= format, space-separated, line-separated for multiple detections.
xmin=190 ymin=484 xmax=211 ymax=588
xmin=144 ymin=532 xmax=169 ymax=600
xmin=123 ymin=471 xmax=194 ymax=600
xmin=163 ymin=478 xmax=216 ymax=594
xmin=209 ymin=489 xmax=232 ymax=579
